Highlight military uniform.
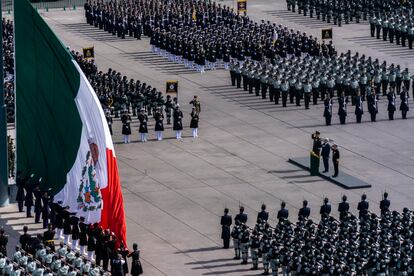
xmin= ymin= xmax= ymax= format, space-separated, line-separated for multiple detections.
xmin=338 ymin=95 xmax=347 ymax=124
xmin=323 ymin=96 xmax=333 ymax=125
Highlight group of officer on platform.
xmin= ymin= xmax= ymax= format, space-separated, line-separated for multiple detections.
xmin=219 ymin=193 xmax=414 ymax=275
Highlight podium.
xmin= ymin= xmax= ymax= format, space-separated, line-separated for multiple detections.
xmin=309 ymin=151 xmax=320 ymax=176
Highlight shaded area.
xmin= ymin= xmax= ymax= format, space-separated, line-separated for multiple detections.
xmin=288 ymin=157 xmax=371 ymax=189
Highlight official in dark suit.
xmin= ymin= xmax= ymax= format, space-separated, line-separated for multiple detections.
xmin=379 ymin=192 xmax=390 ymax=216
xmin=331 ymin=144 xmax=340 ymax=177
xmin=320 ymin=198 xmax=331 ymax=218
xmin=357 ymin=194 xmax=369 ymax=219
xmin=235 ymin=206 xmax=248 ymax=224
xmin=338 ymin=195 xmax=350 ymax=220
xmin=15 ymin=171 xmax=25 ymax=212
xmin=277 ymin=202 xmax=289 ymax=220
xmin=257 ymin=204 xmax=269 ymax=222
xmin=298 ymin=200 xmax=310 ymax=220
xmin=220 ymin=208 xmax=232 ymax=249
xmin=321 ymin=139 xmax=330 ymax=173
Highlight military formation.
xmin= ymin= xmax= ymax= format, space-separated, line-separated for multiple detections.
xmin=285 ymin=0 xmax=404 ymax=26
xmin=9 ymin=171 xmax=143 ymax=275
xmin=84 ymin=0 xmax=325 ymax=72
xmin=71 ymin=50 xmax=201 ymax=143
xmin=3 ymin=18 xmax=15 ymax=124
xmin=369 ymin=1 xmax=414 ymax=49
xmin=221 ymin=193 xmax=414 ymax=275
xmin=82 ymin=0 xmax=412 ymax=124
xmin=0 ymin=226 xmax=143 ymax=276
xmin=230 ymin=51 xmax=411 ymax=124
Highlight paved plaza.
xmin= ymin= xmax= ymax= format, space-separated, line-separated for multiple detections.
xmin=2 ymin=0 xmax=414 ymax=275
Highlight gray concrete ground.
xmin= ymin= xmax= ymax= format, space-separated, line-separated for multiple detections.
xmin=2 ymin=0 xmax=414 ymax=275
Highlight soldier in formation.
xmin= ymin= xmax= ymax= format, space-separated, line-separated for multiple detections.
xmin=229 ymin=51 xmax=411 ymax=124
xmin=0 ymin=225 xmax=141 ymax=275
xmin=72 ymin=50 xmax=202 ymax=142
xmin=288 ymin=0 xmax=375 ymax=26
xmin=84 ymin=0 xmax=325 ymax=73
xmin=222 ymin=193 xmax=414 ymax=275
xmin=370 ymin=3 xmax=414 ymax=50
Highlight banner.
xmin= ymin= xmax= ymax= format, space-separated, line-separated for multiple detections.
xmin=83 ymin=46 xmax=94 ymax=59
xmin=166 ymin=80 xmax=178 ymax=97
xmin=237 ymin=0 xmax=247 ymax=13
xmin=321 ymin=28 xmax=333 ymax=40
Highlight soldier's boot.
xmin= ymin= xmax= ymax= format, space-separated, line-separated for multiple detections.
xmin=167 ymin=117 xmax=171 ymax=125
xmin=334 ymin=18 xmax=337 ymax=25
xmin=241 ymin=254 xmax=248 ymax=265
xmin=114 ymin=110 xmax=119 ymax=118
xmin=262 ymin=265 xmax=269 ymax=275
xmin=132 ymin=109 xmax=137 ymax=117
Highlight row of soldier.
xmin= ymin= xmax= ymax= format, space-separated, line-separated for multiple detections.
xmin=71 ymin=50 xmax=165 ymax=121
xmin=0 ymin=226 xmax=143 ymax=276
xmin=286 ymin=0 xmax=371 ymax=26
xmin=228 ymin=52 xmax=411 ymax=122
xmin=119 ymin=96 xmax=201 ymax=143
xmin=84 ymin=0 xmax=336 ymax=72
xmin=11 ymin=172 xmax=144 ymax=275
xmin=219 ymin=193 xmax=414 ymax=275
xmin=370 ymin=10 xmax=414 ymax=49
xmin=72 ymin=48 xmax=204 ymax=142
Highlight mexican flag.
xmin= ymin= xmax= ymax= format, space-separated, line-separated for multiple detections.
xmin=15 ymin=0 xmax=126 ymax=246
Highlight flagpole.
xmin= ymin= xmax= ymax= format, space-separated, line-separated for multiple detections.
xmin=0 ymin=2 xmax=10 ymax=207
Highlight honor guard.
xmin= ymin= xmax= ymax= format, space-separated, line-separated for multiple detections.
xmin=338 ymin=92 xmax=347 ymax=124
xmin=387 ymin=90 xmax=396 ymax=120
xmin=400 ymin=88 xmax=409 ymax=119
xmin=323 ymin=94 xmax=333 ymax=125
xmin=220 ymin=208 xmax=232 ymax=249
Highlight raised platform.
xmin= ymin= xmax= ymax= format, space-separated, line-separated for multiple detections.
xmin=288 ymin=157 xmax=372 ymax=189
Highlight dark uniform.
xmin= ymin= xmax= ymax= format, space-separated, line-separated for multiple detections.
xmin=323 ymin=96 xmax=333 ymax=125
xmin=0 ymin=229 xmax=8 ymax=256
xmin=332 ymin=145 xmax=340 ymax=177
xmin=387 ymin=91 xmax=396 ymax=120
xmin=320 ymin=199 xmax=331 ymax=217
xmin=357 ymin=195 xmax=369 ymax=219
xmin=337 ymin=95 xmax=347 ymax=124
xmin=400 ymin=89 xmax=409 ymax=119
xmin=220 ymin=211 xmax=232 ymax=249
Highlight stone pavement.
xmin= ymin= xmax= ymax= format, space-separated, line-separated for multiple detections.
xmin=1 ymin=1 xmax=414 ymax=275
